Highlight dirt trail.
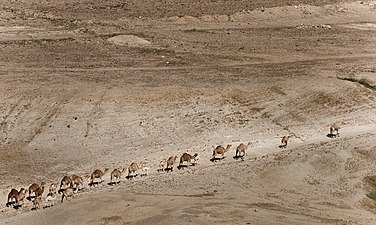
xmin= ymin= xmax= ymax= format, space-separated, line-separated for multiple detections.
xmin=1 ymin=122 xmax=376 ymax=225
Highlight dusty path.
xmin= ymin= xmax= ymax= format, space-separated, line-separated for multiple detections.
xmin=1 ymin=122 xmax=376 ymax=225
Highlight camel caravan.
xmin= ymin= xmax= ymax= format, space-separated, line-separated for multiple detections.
xmin=5 ymin=123 xmax=341 ymax=211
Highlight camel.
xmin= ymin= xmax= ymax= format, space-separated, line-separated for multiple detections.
xmin=110 ymin=168 xmax=125 ymax=184
xmin=166 ymin=156 xmax=177 ymax=172
xmin=32 ymin=196 xmax=42 ymax=210
xmin=28 ymin=183 xmax=39 ymax=198
xmin=44 ymin=193 xmax=56 ymax=208
xmin=329 ymin=123 xmax=340 ymax=137
xmin=281 ymin=135 xmax=291 ymax=148
xmin=179 ymin=153 xmax=199 ymax=167
xmin=34 ymin=183 xmax=45 ymax=199
xmin=61 ymin=187 xmax=75 ymax=203
xmin=235 ymin=142 xmax=251 ymax=159
xmin=7 ymin=188 xmax=26 ymax=207
xmin=70 ymin=175 xmax=84 ymax=191
xmin=212 ymin=144 xmax=232 ymax=161
xmin=28 ymin=182 xmax=45 ymax=199
xmin=7 ymin=189 xmax=20 ymax=207
xmin=128 ymin=162 xmax=144 ymax=178
xmin=49 ymin=183 xmax=58 ymax=195
xmin=90 ymin=168 xmax=109 ymax=185
xmin=60 ymin=175 xmax=72 ymax=190
xmin=157 ymin=159 xmax=167 ymax=173
xmin=139 ymin=166 xmax=149 ymax=177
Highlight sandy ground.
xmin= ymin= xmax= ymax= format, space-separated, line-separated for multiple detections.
xmin=0 ymin=0 xmax=376 ymax=224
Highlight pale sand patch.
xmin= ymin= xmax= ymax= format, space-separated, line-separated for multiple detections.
xmin=107 ymin=35 xmax=151 ymax=47
xmin=340 ymin=23 xmax=376 ymax=31
xmin=355 ymin=72 xmax=376 ymax=87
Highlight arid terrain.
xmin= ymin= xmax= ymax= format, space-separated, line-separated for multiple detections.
xmin=0 ymin=0 xmax=376 ymax=224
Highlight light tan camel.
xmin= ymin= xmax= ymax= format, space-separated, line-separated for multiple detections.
xmin=179 ymin=153 xmax=199 ymax=167
xmin=90 ymin=168 xmax=109 ymax=185
xmin=44 ymin=193 xmax=56 ymax=208
xmin=28 ymin=182 xmax=45 ymax=199
xmin=32 ymin=196 xmax=42 ymax=210
xmin=49 ymin=183 xmax=58 ymax=195
xmin=166 ymin=156 xmax=178 ymax=172
xmin=60 ymin=176 xmax=72 ymax=190
xmin=330 ymin=123 xmax=341 ymax=137
xmin=128 ymin=162 xmax=144 ymax=178
xmin=157 ymin=159 xmax=167 ymax=173
xmin=110 ymin=168 xmax=125 ymax=184
xmin=212 ymin=144 xmax=232 ymax=161
xmin=70 ymin=175 xmax=84 ymax=191
xmin=7 ymin=188 xmax=26 ymax=207
xmin=235 ymin=142 xmax=251 ymax=158
xmin=61 ymin=187 xmax=74 ymax=203
xmin=281 ymin=135 xmax=291 ymax=148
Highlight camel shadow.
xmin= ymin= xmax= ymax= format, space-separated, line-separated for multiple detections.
xmin=126 ymin=174 xmax=138 ymax=180
xmin=210 ymin=156 xmax=225 ymax=162
xmin=164 ymin=167 xmax=174 ymax=172
xmin=26 ymin=196 xmax=36 ymax=201
xmin=58 ymin=189 xmax=64 ymax=194
xmin=327 ymin=133 xmax=339 ymax=138
xmin=279 ymin=145 xmax=287 ymax=149
xmin=31 ymin=206 xmax=40 ymax=211
xmin=6 ymin=201 xmax=22 ymax=209
xmin=88 ymin=180 xmax=104 ymax=187
xmin=75 ymin=187 xmax=84 ymax=192
xmin=107 ymin=181 xmax=121 ymax=186
xmin=233 ymin=155 xmax=245 ymax=161
xmin=13 ymin=204 xmax=22 ymax=210
xmin=58 ymin=187 xmax=82 ymax=193
xmin=177 ymin=165 xmax=188 ymax=170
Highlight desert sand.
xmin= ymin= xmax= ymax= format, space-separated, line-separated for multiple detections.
xmin=0 ymin=0 xmax=376 ymax=224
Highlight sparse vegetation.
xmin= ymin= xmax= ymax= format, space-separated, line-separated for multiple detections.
xmin=367 ymin=192 xmax=376 ymax=201
xmin=363 ymin=175 xmax=376 ymax=213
